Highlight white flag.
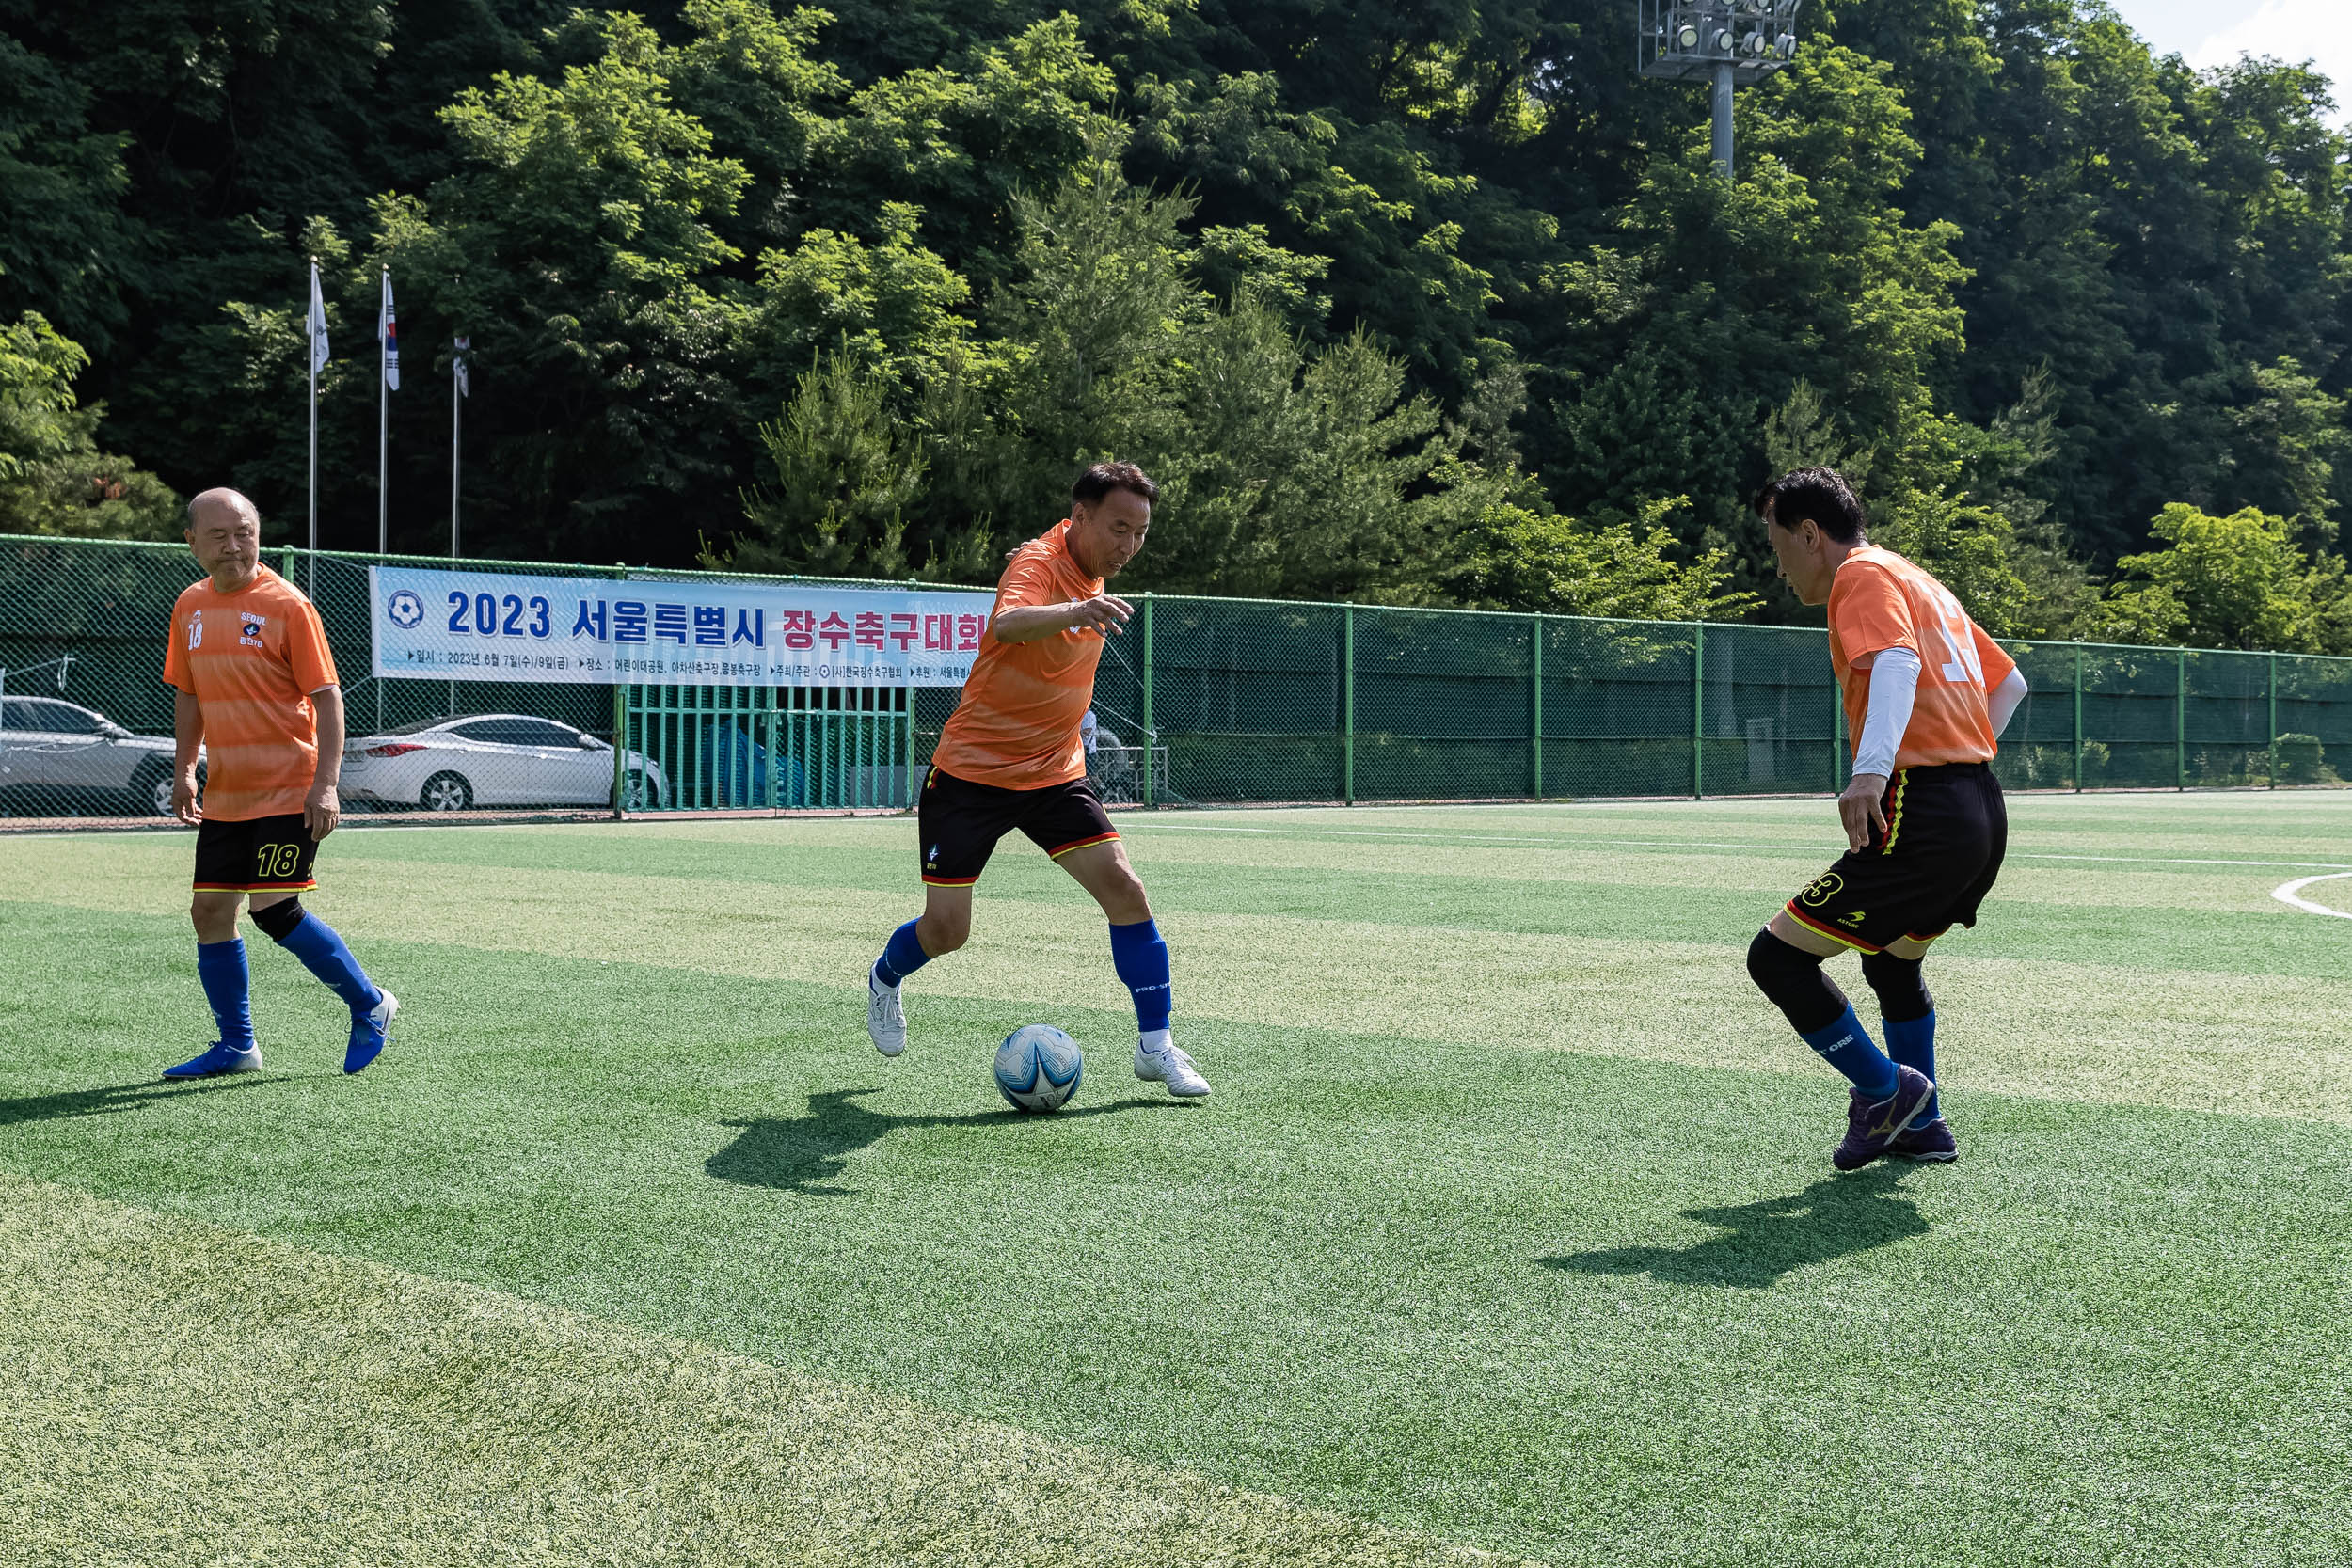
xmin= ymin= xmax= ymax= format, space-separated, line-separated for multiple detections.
xmin=378 ymin=269 xmax=400 ymax=390
xmin=307 ymin=262 xmax=328 ymax=372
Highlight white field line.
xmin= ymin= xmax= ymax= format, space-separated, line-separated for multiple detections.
xmin=2272 ymin=871 xmax=2352 ymax=920
xmin=1129 ymin=819 xmax=2352 ymax=872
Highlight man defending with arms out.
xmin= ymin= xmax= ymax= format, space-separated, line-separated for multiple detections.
xmin=163 ymin=488 xmax=397 ymax=1078
xmin=865 ymin=462 xmax=1209 ymax=1099
xmin=1745 ymin=468 xmax=2027 ymax=1168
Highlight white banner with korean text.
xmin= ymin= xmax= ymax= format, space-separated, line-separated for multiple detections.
xmin=369 ymin=566 xmax=997 ymax=687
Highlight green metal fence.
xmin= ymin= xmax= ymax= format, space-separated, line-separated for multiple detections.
xmin=3 ymin=532 xmax=2347 ymax=823
xmin=625 ymin=684 xmax=915 ymax=811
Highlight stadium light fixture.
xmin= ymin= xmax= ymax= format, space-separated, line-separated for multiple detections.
xmin=1637 ymin=1 xmax=1804 ymax=180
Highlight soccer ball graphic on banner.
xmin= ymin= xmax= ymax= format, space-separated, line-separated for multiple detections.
xmin=993 ymin=1024 xmax=1084 ymax=1113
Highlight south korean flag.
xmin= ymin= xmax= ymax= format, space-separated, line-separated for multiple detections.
xmin=378 ymin=269 xmax=399 ymax=390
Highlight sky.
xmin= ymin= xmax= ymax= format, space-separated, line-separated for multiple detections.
xmin=2106 ymin=0 xmax=2350 ymax=125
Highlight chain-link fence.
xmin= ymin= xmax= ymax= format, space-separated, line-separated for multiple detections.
xmin=4 ymin=532 xmax=2348 ymax=823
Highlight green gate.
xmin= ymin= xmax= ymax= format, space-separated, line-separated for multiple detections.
xmin=621 ymin=685 xmax=917 ymax=811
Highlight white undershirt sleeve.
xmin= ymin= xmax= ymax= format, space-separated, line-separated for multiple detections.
xmin=1850 ymin=646 xmax=1921 ymax=780
xmin=1988 ymin=666 xmax=2029 ymax=738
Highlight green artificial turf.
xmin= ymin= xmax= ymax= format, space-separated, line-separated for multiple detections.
xmin=0 ymin=1173 xmax=1518 ymax=1568
xmin=3 ymin=793 xmax=2350 ymax=1566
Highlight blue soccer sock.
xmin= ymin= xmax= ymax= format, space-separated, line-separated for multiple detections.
xmin=1800 ymin=1005 xmax=1901 ymax=1101
xmin=273 ymin=912 xmax=381 ymax=1015
xmin=873 ymin=920 xmax=931 ymax=989
xmin=196 ymin=939 xmax=257 ymax=1053
xmin=1883 ymin=1010 xmax=1939 ymax=1122
xmin=1861 ymin=950 xmax=1938 ymax=1121
xmin=1107 ymin=918 xmax=1172 ymax=1037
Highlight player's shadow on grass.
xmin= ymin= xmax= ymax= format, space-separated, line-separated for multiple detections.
xmin=1541 ymin=1165 xmax=1928 ymax=1290
xmin=0 ymin=1076 xmax=271 ymax=1130
xmin=707 ymin=1086 xmax=1176 ymax=1196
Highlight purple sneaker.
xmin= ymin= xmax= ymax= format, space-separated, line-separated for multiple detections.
xmin=1891 ymin=1117 xmax=1958 ymax=1163
xmin=1833 ymin=1065 xmax=1937 ymax=1171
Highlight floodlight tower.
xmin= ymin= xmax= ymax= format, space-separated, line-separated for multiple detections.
xmin=1638 ymin=0 xmax=1803 ymax=179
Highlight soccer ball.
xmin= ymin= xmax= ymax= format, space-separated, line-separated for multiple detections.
xmin=993 ymin=1024 xmax=1084 ymax=1114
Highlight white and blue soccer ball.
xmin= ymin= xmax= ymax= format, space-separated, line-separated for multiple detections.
xmin=993 ymin=1024 xmax=1084 ymax=1114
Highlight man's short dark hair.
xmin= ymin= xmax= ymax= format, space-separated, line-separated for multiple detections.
xmin=1071 ymin=461 xmax=1158 ymax=510
xmin=1755 ymin=467 xmax=1866 ymax=543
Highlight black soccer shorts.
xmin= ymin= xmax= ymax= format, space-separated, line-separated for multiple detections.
xmin=1783 ymin=761 xmax=2006 ymax=954
xmin=916 ymin=765 xmax=1119 ymax=887
xmin=193 ymin=812 xmax=320 ymax=894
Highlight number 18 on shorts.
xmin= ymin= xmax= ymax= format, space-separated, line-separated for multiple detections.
xmin=193 ymin=812 xmax=321 ymax=894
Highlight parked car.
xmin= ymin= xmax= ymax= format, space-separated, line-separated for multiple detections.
xmin=342 ymin=713 xmax=668 ymax=812
xmin=0 ymin=695 xmax=198 ymax=816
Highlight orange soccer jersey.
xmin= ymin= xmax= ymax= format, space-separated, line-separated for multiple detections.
xmin=1827 ymin=545 xmax=2017 ymax=771
xmin=929 ymin=520 xmax=1105 ymax=789
xmin=162 ymin=565 xmax=340 ymax=820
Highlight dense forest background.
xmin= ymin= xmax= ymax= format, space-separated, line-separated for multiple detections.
xmin=3 ymin=0 xmax=2349 ymax=648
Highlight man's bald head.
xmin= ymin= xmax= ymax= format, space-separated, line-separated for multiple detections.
xmin=186 ymin=487 xmax=262 ymax=588
xmin=187 ymin=488 xmax=262 ymax=531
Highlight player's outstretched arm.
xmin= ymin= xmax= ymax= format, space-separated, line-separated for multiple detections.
xmin=171 ymin=687 xmax=204 ymax=825
xmin=306 ymin=685 xmax=344 ymax=842
xmin=992 ymin=594 xmax=1133 ymax=644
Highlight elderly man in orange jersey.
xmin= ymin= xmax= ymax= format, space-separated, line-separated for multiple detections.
xmin=1744 ymin=467 xmax=2027 ymax=1169
xmin=864 ymin=462 xmax=1208 ymax=1099
xmin=163 ymin=488 xmax=396 ymax=1079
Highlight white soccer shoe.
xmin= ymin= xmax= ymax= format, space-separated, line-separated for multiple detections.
xmin=866 ymin=970 xmax=908 ymax=1058
xmin=1135 ymin=1039 xmax=1211 ymax=1099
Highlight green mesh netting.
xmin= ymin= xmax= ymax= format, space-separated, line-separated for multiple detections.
xmin=6 ymin=533 xmax=2348 ymax=819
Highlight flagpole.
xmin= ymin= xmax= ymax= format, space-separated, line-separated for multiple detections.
xmin=377 ymin=265 xmax=389 ymax=559
xmin=451 ymin=339 xmax=462 ymax=559
xmin=448 ymin=333 xmax=466 ymax=721
xmin=307 ymin=259 xmax=320 ymax=598
xmin=375 ymin=265 xmax=396 ymax=735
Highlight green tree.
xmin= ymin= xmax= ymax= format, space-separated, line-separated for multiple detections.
xmin=0 ymin=311 xmax=91 ymax=480
xmin=960 ymin=150 xmax=1506 ymax=599
xmin=2096 ymin=503 xmax=2352 ymax=654
xmin=1126 ymin=67 xmax=1516 ymax=402
xmin=372 ymin=10 xmax=757 ymax=558
xmin=732 ymin=147 xmax=1518 ymax=596
xmin=1447 ymin=499 xmax=1759 ymax=622
xmin=745 ymin=203 xmax=977 ymax=406
xmin=4 ymin=0 xmax=556 ymax=540
xmin=1538 ymin=42 xmax=1973 ymax=618
xmin=0 ymin=310 xmax=178 ymax=538
xmin=3 ymin=0 xmax=2347 ymax=593
xmin=1838 ymin=2 xmax=2352 ymax=562
xmin=805 ymin=17 xmax=1118 ymax=287
xmin=663 ymin=0 xmax=845 ymax=261
xmin=0 ymin=36 xmax=137 ymax=351
xmin=2191 ymin=357 xmax=2349 ymax=544
xmin=735 ymin=349 xmax=925 ymax=577
xmin=1142 ymin=314 xmax=1489 ymax=601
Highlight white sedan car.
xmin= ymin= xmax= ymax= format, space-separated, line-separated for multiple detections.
xmin=342 ymin=713 xmax=668 ymax=812
xmin=0 ymin=695 xmax=194 ymax=816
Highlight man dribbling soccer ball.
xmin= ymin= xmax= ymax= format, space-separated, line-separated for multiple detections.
xmin=864 ymin=462 xmax=1209 ymax=1101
